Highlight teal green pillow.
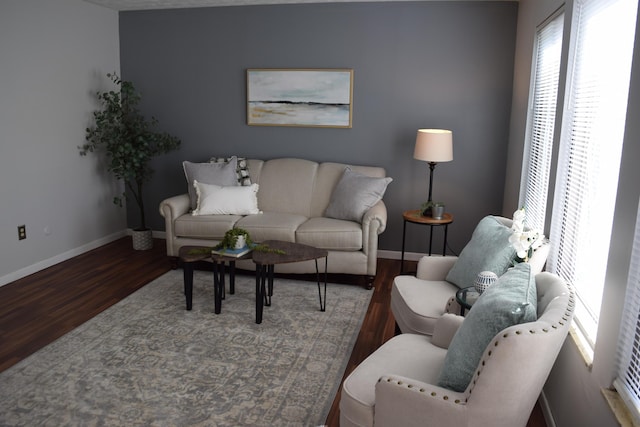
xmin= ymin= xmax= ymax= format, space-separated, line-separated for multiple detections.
xmin=437 ymin=262 xmax=537 ymax=392
xmin=446 ymin=216 xmax=516 ymax=288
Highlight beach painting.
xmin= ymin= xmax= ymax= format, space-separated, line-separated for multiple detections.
xmin=247 ymin=69 xmax=353 ymax=128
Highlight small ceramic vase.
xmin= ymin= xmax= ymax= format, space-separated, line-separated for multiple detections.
xmin=474 ymin=271 xmax=498 ymax=294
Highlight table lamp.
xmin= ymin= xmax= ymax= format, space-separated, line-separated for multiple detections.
xmin=414 ymin=129 xmax=453 ymax=216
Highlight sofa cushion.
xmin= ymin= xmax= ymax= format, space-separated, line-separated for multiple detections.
xmin=209 ymin=156 xmax=252 ymax=186
xmin=183 ymin=157 xmax=238 ymax=210
xmin=296 ymin=217 xmax=362 ymax=251
xmin=235 ymin=212 xmax=308 ymax=243
xmin=437 ymin=262 xmax=537 ymax=392
xmin=192 ymin=181 xmax=260 ymax=216
xmin=174 ymin=213 xmax=242 ymax=239
xmin=445 ymin=216 xmax=516 ymax=289
xmin=325 ymin=167 xmax=392 ymax=223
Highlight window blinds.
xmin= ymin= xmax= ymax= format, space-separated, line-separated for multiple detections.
xmin=615 ymin=200 xmax=640 ymax=424
xmin=519 ymin=12 xmax=564 ymax=233
xmin=547 ymin=0 xmax=636 ymax=346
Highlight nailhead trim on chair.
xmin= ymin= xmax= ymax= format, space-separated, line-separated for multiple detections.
xmin=378 ymin=377 xmax=466 ymax=405
xmin=467 ymin=288 xmax=576 ymax=397
xmin=377 ymin=287 xmax=576 ymax=409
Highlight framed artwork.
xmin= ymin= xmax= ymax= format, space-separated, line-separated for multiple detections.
xmin=246 ymin=68 xmax=353 ymax=128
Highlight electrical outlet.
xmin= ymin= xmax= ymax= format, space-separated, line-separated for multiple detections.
xmin=18 ymin=225 xmax=26 ymax=240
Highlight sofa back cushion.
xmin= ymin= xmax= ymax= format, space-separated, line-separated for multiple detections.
xmin=253 ymin=158 xmax=318 ymax=217
xmin=244 ymin=158 xmax=387 ymax=218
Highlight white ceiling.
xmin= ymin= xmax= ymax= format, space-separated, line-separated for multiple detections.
xmin=83 ymin=0 xmax=505 ymax=12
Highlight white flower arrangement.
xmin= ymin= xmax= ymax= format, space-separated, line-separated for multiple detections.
xmin=509 ymin=208 xmax=545 ymax=263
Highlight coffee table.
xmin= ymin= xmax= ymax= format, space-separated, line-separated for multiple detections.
xmin=252 ymin=240 xmax=328 ymax=324
xmin=178 ymin=245 xmax=252 ymax=313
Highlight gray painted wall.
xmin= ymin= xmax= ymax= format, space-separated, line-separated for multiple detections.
xmin=0 ymin=0 xmax=123 ymax=285
xmin=119 ymin=1 xmax=518 ymax=254
xmin=504 ymin=0 xmax=640 ymax=425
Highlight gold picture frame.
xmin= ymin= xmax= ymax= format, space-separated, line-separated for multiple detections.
xmin=247 ymin=68 xmax=353 ymax=128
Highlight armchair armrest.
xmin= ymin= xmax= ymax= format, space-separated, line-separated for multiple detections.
xmin=416 ymin=255 xmax=458 ymax=281
xmin=375 ymin=375 xmax=468 ymax=427
xmin=431 ymin=313 xmax=465 ymax=349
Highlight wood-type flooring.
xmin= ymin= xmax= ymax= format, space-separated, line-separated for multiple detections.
xmin=0 ymin=237 xmax=545 ymax=426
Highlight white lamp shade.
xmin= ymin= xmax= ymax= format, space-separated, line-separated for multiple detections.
xmin=414 ymin=129 xmax=453 ymax=162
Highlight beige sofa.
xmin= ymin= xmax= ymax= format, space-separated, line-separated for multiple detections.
xmin=159 ymin=157 xmax=390 ymax=287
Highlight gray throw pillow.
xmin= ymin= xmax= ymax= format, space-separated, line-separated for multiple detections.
xmin=324 ymin=167 xmax=392 ymax=223
xmin=183 ymin=157 xmax=238 ymax=210
xmin=209 ymin=156 xmax=252 ymax=186
xmin=445 ymin=216 xmax=516 ymax=288
xmin=437 ymin=262 xmax=537 ymax=392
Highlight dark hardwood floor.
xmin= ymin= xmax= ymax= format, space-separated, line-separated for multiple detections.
xmin=0 ymin=237 xmax=545 ymax=426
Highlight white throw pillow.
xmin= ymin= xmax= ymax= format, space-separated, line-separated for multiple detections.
xmin=192 ymin=181 xmax=260 ymax=216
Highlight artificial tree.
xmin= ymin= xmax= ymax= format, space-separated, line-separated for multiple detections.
xmin=80 ymin=72 xmax=181 ymax=249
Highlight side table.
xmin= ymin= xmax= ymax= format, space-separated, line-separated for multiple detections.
xmin=178 ymin=245 xmax=212 ymax=311
xmin=400 ymin=209 xmax=453 ymax=274
xmin=211 ymin=250 xmax=253 ymax=314
xmin=455 ymin=286 xmax=480 ymax=315
xmin=252 ymin=240 xmax=328 ymax=324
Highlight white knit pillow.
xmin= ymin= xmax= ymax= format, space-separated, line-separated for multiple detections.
xmin=192 ymin=181 xmax=260 ymax=215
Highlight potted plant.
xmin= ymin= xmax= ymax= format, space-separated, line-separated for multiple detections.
xmin=80 ymin=73 xmax=181 ymax=250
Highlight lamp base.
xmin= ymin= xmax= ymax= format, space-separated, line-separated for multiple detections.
xmin=422 ymin=207 xmax=432 ymax=217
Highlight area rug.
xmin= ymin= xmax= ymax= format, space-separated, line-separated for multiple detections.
xmin=0 ymin=270 xmax=372 ymax=426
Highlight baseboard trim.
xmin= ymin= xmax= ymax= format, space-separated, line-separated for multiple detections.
xmin=0 ymin=230 xmax=128 ymax=288
xmin=377 ymin=249 xmax=427 ymax=261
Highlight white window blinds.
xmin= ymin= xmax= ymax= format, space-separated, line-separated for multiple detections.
xmin=615 ymin=200 xmax=640 ymax=424
xmin=547 ymin=0 xmax=636 ymax=347
xmin=519 ymin=12 xmax=564 ymax=232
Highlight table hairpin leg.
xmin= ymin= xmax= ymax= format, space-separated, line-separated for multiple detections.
xmin=213 ymin=261 xmax=227 ymax=314
xmin=315 ymin=257 xmax=327 ymax=311
xmin=183 ymin=262 xmax=193 ymax=310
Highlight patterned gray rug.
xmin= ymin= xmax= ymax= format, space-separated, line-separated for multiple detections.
xmin=0 ymin=270 xmax=372 ymax=426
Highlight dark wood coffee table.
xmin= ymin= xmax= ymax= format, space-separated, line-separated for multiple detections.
xmin=178 ymin=245 xmax=252 ymax=313
xmin=252 ymin=240 xmax=328 ymax=324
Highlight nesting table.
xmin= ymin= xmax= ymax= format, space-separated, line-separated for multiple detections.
xmin=252 ymin=240 xmax=328 ymax=324
xmin=178 ymin=241 xmax=329 ymax=324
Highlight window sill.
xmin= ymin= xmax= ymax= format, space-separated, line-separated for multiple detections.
xmin=602 ymin=388 xmax=637 ymax=427
xmin=569 ymin=324 xmax=594 ymax=369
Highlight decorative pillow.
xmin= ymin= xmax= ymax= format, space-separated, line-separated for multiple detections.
xmin=192 ymin=181 xmax=260 ymax=216
xmin=437 ymin=262 xmax=537 ymax=392
xmin=183 ymin=157 xmax=239 ymax=210
xmin=445 ymin=216 xmax=516 ymax=288
xmin=209 ymin=156 xmax=252 ymax=186
xmin=324 ymin=167 xmax=392 ymax=223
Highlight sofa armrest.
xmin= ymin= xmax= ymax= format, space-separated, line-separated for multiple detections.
xmin=159 ymin=194 xmax=190 ymax=256
xmin=362 ymin=199 xmax=387 ymax=235
xmin=361 ymin=200 xmax=387 ymax=255
xmin=416 ymin=255 xmax=458 ymax=281
xmin=159 ymin=193 xmax=190 ymax=220
xmin=375 ymin=375 xmax=467 ymax=427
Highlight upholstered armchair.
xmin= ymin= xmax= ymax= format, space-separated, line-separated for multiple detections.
xmin=392 ymin=216 xmax=549 ymax=336
xmin=340 ymin=271 xmax=574 ymax=427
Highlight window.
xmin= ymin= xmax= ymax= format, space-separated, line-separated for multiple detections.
xmin=615 ymin=200 xmax=640 ymax=423
xmin=519 ymin=11 xmax=564 ymax=232
xmin=546 ymin=0 xmax=637 ymax=350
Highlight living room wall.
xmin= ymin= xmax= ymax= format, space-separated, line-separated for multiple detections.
xmin=119 ymin=0 xmax=518 ymax=255
xmin=0 ymin=0 xmax=123 ymax=285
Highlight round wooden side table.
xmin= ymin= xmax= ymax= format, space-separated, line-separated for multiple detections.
xmin=400 ymin=209 xmax=454 ymax=274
